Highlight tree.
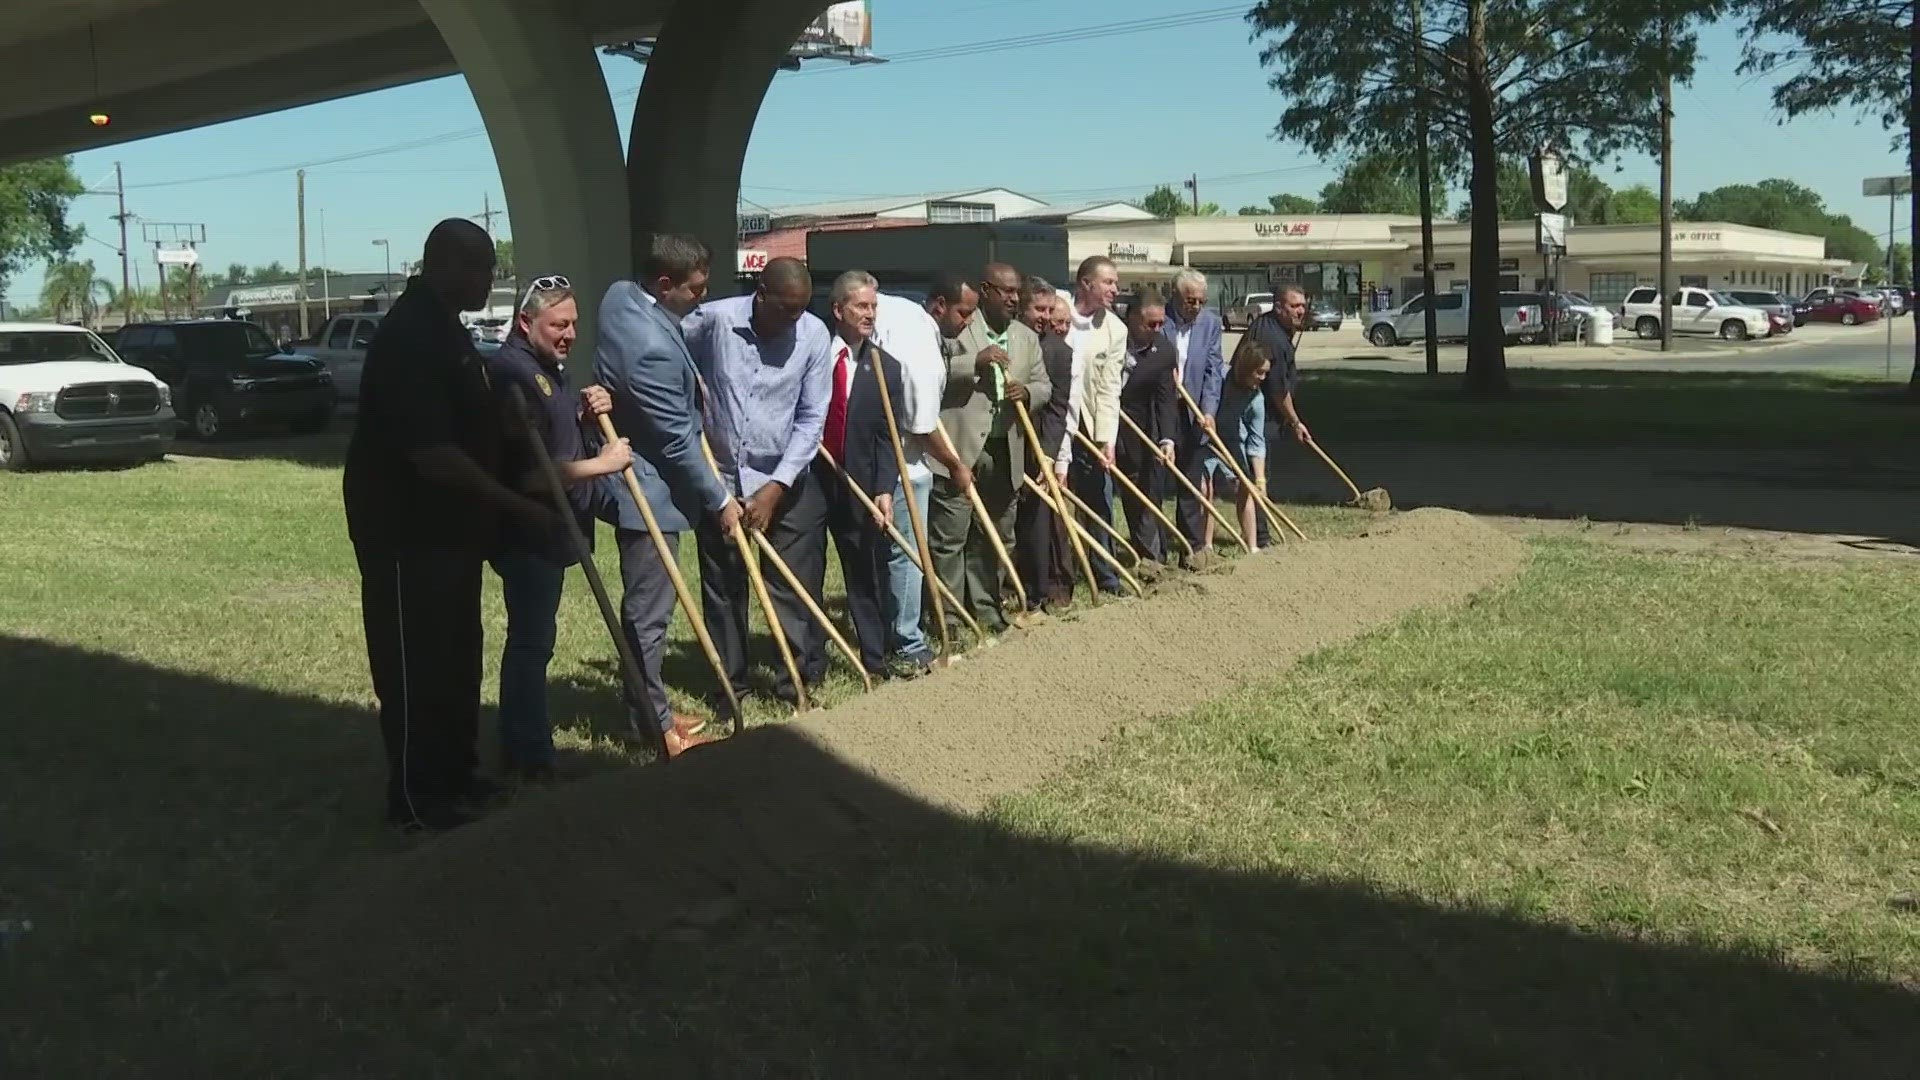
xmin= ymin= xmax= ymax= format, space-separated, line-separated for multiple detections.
xmin=1455 ymin=159 xmax=1653 ymax=224
xmin=1740 ymin=0 xmax=1916 ymax=393
xmin=1251 ymin=0 xmax=1710 ymax=394
xmin=1603 ymin=184 xmax=1660 ymax=224
xmin=252 ymin=261 xmax=289 ymax=282
xmin=1678 ymin=179 xmax=1882 ymax=264
xmin=1317 ymin=153 xmax=1445 ymax=215
xmin=494 ymin=238 xmax=515 ymax=279
xmin=1139 ymin=185 xmax=1187 ymax=218
xmin=1269 ymin=192 xmax=1322 ymax=214
xmin=0 ymin=157 xmax=85 ymax=299
xmin=40 ymin=259 xmax=109 ymax=326
xmin=1891 ymin=241 xmax=1912 ymax=285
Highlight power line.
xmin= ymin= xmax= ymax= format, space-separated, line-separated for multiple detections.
xmin=112 ymin=10 xmax=1246 ymax=192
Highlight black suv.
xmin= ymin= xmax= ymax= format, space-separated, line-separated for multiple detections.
xmin=115 ymin=320 xmax=336 ymax=439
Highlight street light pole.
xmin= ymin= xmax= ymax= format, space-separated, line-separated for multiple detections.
xmin=372 ymin=238 xmax=390 ymax=308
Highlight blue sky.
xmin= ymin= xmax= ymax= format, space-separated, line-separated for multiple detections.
xmin=8 ymin=1 xmax=1908 ymax=305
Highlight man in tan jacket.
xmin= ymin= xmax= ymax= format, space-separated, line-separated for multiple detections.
xmin=1059 ymin=255 xmax=1129 ymax=594
xmin=926 ymin=263 xmax=1052 ymax=636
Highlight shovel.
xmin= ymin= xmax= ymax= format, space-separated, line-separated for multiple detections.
xmin=1304 ymin=438 xmax=1391 ymax=511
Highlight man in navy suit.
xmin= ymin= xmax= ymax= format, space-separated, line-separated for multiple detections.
xmin=1162 ymin=268 xmax=1225 ymax=565
xmin=815 ymin=270 xmax=907 ymax=678
xmin=593 ymin=234 xmax=742 ymax=755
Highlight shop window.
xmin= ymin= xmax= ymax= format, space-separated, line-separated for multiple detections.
xmin=1588 ymin=272 xmax=1637 ymax=306
xmin=1679 ymin=274 xmax=1708 ymax=288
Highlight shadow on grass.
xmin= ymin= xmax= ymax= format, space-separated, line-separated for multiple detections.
xmin=164 ymin=423 xmax=351 ymax=467
xmin=1301 ymin=367 xmax=1914 ymax=450
xmin=4 ymin=633 xmax=1917 ymax=1074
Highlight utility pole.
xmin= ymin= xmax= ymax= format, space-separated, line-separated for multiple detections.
xmin=296 ymin=169 xmax=310 ymax=339
xmin=1412 ymin=0 xmax=1439 ymax=377
xmin=320 ymin=208 xmax=332 ymax=319
xmin=155 ymin=245 xmax=167 ymax=319
xmin=112 ymin=162 xmax=131 ymax=325
xmin=473 ymin=192 xmax=503 ymax=237
xmin=1658 ymin=2 xmax=1674 ymax=352
xmin=1182 ymin=173 xmax=1201 ymax=216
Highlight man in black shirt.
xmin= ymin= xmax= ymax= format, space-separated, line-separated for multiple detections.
xmin=1236 ymin=285 xmax=1314 ymax=549
xmin=342 ymin=219 xmax=557 ymax=832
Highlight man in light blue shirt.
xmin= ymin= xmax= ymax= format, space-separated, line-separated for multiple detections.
xmin=681 ymin=257 xmax=834 ymax=707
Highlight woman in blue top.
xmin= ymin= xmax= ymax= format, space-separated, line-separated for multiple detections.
xmin=1204 ymin=339 xmax=1272 ymax=552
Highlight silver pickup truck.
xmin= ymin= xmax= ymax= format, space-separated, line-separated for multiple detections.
xmin=302 ymin=312 xmax=382 ymax=404
xmin=1364 ymin=291 xmax=1546 ymax=347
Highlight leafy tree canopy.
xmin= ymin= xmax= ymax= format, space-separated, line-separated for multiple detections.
xmin=0 ymin=157 xmax=85 ymax=297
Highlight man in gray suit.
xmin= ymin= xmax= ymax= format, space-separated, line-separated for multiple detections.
xmin=926 ymin=263 xmax=1051 ymax=636
xmin=593 ymin=234 xmax=742 ymax=754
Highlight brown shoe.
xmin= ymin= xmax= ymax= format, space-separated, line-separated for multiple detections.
xmin=671 ymin=713 xmax=711 ymax=739
xmin=664 ymin=725 xmax=715 ymax=758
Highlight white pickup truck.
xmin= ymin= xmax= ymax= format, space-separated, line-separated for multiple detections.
xmin=1364 ymin=291 xmax=1546 ymax=347
xmin=0 ymin=322 xmax=174 ymax=470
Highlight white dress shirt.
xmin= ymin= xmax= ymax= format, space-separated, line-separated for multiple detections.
xmin=872 ymin=291 xmax=945 ymax=482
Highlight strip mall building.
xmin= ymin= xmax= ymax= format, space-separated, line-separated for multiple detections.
xmin=1065 ymin=215 xmax=1850 ymax=311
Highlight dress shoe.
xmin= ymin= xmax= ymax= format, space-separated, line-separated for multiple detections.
xmin=664 ymin=725 xmax=716 ymax=758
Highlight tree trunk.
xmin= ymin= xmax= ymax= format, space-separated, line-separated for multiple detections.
xmin=1461 ymin=0 xmax=1508 ymax=396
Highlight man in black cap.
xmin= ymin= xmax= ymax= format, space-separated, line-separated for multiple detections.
xmin=343 ymin=218 xmax=556 ymax=833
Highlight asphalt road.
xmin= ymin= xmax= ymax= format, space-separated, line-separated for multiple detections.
xmin=1226 ymin=317 xmax=1918 ymax=380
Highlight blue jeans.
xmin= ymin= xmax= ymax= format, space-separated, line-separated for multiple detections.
xmin=883 ymin=468 xmax=936 ymax=662
xmin=490 ymin=550 xmax=565 ymax=766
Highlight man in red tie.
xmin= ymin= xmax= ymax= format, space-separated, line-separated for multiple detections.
xmin=813 ymin=270 xmax=908 ymax=678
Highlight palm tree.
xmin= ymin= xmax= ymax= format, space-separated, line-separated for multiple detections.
xmin=40 ymin=259 xmax=110 ymax=326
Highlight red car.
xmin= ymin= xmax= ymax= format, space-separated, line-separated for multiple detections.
xmin=1798 ymin=294 xmax=1880 ymax=325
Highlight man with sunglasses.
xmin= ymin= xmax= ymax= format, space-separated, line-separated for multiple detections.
xmin=926 ymin=262 xmax=1050 ymax=638
xmin=485 ymin=274 xmax=634 ymax=780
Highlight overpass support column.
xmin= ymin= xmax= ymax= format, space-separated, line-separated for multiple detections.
xmin=422 ymin=0 xmax=629 ymax=360
xmin=628 ymin=0 xmax=826 ymax=296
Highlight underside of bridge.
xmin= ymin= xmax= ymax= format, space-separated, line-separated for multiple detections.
xmin=0 ymin=0 xmax=832 ymax=355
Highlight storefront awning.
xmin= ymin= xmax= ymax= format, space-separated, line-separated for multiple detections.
xmin=1180 ymin=241 xmax=1408 ymax=263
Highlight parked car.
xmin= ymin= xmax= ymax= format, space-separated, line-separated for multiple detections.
xmin=1798 ymin=292 xmax=1881 ymax=325
xmin=1618 ymin=287 xmax=1771 ymax=341
xmin=304 ymin=311 xmax=383 ymax=403
xmin=468 ymin=316 xmax=509 ymax=344
xmin=0 ymin=321 xmax=174 ymax=470
xmin=1224 ymin=292 xmax=1274 ymax=330
xmin=1306 ymin=297 xmax=1343 ymax=331
xmin=117 ymin=319 xmax=335 ymax=439
xmin=1363 ymin=291 xmax=1545 ymax=347
xmin=1724 ymin=290 xmax=1798 ymax=335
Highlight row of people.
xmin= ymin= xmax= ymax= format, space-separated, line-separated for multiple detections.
xmin=342 ymin=218 xmax=1314 ymax=831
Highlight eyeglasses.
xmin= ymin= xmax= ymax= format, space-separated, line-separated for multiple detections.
xmin=519 ymin=274 xmax=571 ymax=311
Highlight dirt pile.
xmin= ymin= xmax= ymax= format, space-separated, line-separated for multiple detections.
xmin=280 ymin=509 xmax=1525 ymax=1002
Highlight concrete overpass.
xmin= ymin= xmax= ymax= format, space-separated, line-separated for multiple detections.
xmin=0 ymin=0 xmax=834 ymax=353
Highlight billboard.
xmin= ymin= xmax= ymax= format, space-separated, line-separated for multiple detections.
xmin=799 ymin=1 xmax=872 ymax=52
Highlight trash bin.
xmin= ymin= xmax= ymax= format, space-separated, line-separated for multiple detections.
xmin=1585 ymin=308 xmax=1615 ymax=346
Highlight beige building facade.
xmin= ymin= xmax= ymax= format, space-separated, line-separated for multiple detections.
xmin=1067 ymin=215 xmax=1847 ymax=312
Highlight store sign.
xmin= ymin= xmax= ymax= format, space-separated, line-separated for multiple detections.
xmin=1414 ymin=261 xmax=1455 ymax=272
xmin=230 ymin=284 xmax=299 ymax=306
xmin=1673 ymin=230 xmax=1722 ymax=241
xmin=1108 ymin=242 xmax=1151 ymax=262
xmin=1498 ymin=258 xmax=1520 ymax=271
xmin=156 ymin=245 xmax=199 ymax=266
xmin=737 ymin=212 xmax=771 ymax=237
xmin=1253 ymin=221 xmax=1311 ymax=238
xmin=738 ymin=250 xmax=769 ymax=274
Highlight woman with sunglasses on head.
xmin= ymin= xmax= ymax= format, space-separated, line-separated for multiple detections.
xmin=485 ymin=273 xmax=634 ymax=782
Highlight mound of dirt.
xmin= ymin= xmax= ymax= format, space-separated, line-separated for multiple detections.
xmin=279 ymin=509 xmax=1524 ymax=1002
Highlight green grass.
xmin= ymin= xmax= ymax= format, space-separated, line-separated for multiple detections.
xmin=3 ymin=452 xmax=1917 ymax=1072
xmin=1302 ymin=368 xmax=1917 ymax=449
